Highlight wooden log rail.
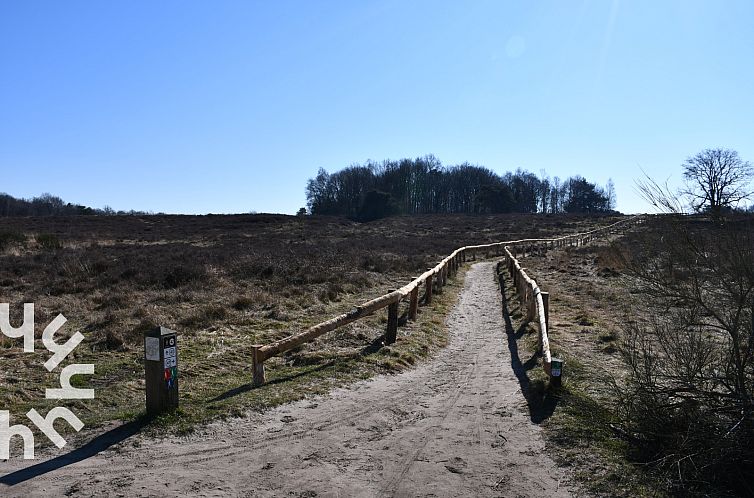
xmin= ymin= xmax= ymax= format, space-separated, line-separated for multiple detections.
xmin=251 ymin=215 xmax=644 ymax=386
xmin=501 ymin=246 xmax=555 ymax=381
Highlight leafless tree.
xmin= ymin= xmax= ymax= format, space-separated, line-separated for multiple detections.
xmin=635 ymin=171 xmax=685 ymax=214
xmin=616 ymin=176 xmax=754 ymax=494
xmin=605 ymin=178 xmax=616 ymax=211
xmin=681 ymin=148 xmax=753 ymax=215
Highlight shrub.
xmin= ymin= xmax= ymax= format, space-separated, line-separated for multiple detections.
xmin=162 ymin=265 xmax=206 ymax=289
xmin=615 ymin=215 xmax=754 ymax=495
xmin=180 ymin=305 xmax=227 ymax=329
xmin=0 ymin=230 xmax=26 ymax=251
xmin=357 ymin=190 xmax=399 ymax=222
xmin=232 ymin=296 xmax=254 ymax=310
xmin=35 ymin=233 xmax=61 ymax=250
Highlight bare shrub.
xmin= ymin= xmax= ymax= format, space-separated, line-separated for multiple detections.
xmin=615 ymin=214 xmax=754 ymax=495
xmin=0 ymin=230 xmax=26 ymax=251
xmin=162 ymin=264 xmax=207 ymax=289
xmin=35 ymin=232 xmax=61 ymax=250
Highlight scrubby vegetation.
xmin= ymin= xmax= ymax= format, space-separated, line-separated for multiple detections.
xmin=516 ymin=213 xmax=754 ymax=497
xmin=614 ymin=215 xmax=754 ymax=496
xmin=0 ymin=212 xmax=618 ymax=437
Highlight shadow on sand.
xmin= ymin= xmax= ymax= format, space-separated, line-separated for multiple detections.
xmin=498 ymin=272 xmax=559 ymax=424
xmin=0 ymin=417 xmax=149 ymax=487
xmin=2 ymin=327 xmax=404 ymax=486
xmin=211 ymin=333 xmax=390 ymax=403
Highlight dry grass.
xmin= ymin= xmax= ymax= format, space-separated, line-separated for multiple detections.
xmin=0 ymin=212 xmax=622 ymax=442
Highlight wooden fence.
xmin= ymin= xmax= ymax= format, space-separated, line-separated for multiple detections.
xmin=251 ymin=216 xmax=644 ymax=386
xmin=500 ymin=247 xmax=554 ymax=379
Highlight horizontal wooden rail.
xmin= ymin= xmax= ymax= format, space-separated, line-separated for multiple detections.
xmin=250 ymin=215 xmax=644 ymax=385
xmin=502 ymin=247 xmax=555 ymax=381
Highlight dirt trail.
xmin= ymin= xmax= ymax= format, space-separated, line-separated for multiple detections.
xmin=1 ymin=262 xmax=574 ymax=497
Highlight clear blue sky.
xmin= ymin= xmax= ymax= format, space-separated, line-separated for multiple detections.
xmin=2 ymin=1 xmax=753 ymax=214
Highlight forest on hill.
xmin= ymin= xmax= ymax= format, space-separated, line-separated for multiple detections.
xmin=306 ymin=155 xmax=616 ymax=220
xmin=0 ymin=192 xmax=149 ymax=217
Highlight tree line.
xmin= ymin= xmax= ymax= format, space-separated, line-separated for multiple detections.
xmin=306 ymin=155 xmax=615 ymax=220
xmin=0 ymin=192 xmax=150 ymax=217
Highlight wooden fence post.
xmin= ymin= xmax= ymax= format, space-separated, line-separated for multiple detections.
xmin=408 ymin=286 xmax=419 ymax=320
xmin=386 ymin=300 xmax=399 ymax=344
xmin=425 ymin=272 xmax=433 ymax=304
xmin=252 ymin=344 xmax=265 ymax=387
xmin=519 ymin=273 xmax=525 ymax=301
xmin=526 ymin=283 xmax=536 ymax=321
xmin=541 ymin=291 xmax=550 ymax=331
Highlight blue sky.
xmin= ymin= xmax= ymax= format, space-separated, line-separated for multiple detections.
xmin=2 ymin=1 xmax=753 ymax=214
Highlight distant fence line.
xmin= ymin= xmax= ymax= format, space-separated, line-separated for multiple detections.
xmin=251 ymin=216 xmax=645 ymax=386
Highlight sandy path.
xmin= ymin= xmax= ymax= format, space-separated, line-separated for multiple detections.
xmin=1 ymin=262 xmax=573 ymax=497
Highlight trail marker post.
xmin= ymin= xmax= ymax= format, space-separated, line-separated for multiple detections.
xmin=144 ymin=326 xmax=179 ymax=415
xmin=550 ymin=357 xmax=564 ymax=388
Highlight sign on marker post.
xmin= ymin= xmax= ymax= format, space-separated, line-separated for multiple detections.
xmin=550 ymin=357 xmax=564 ymax=388
xmin=144 ymin=326 xmax=179 ymax=415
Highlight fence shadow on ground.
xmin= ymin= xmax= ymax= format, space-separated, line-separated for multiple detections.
xmin=211 ymin=334 xmax=390 ymax=403
xmin=0 ymin=417 xmax=149 ymax=487
xmin=498 ymin=273 xmax=559 ymax=424
xmin=210 ymin=360 xmax=338 ymax=402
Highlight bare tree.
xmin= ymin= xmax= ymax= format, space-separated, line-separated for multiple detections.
xmin=605 ymin=178 xmax=616 ymax=211
xmin=635 ymin=170 xmax=685 ymax=214
xmin=681 ymin=148 xmax=753 ymax=215
xmin=617 ymin=175 xmax=754 ymax=494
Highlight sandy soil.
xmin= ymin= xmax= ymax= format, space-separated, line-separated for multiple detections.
xmin=1 ymin=262 xmax=574 ymax=497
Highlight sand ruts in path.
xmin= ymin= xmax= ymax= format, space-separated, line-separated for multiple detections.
xmin=1 ymin=262 xmax=573 ymax=497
